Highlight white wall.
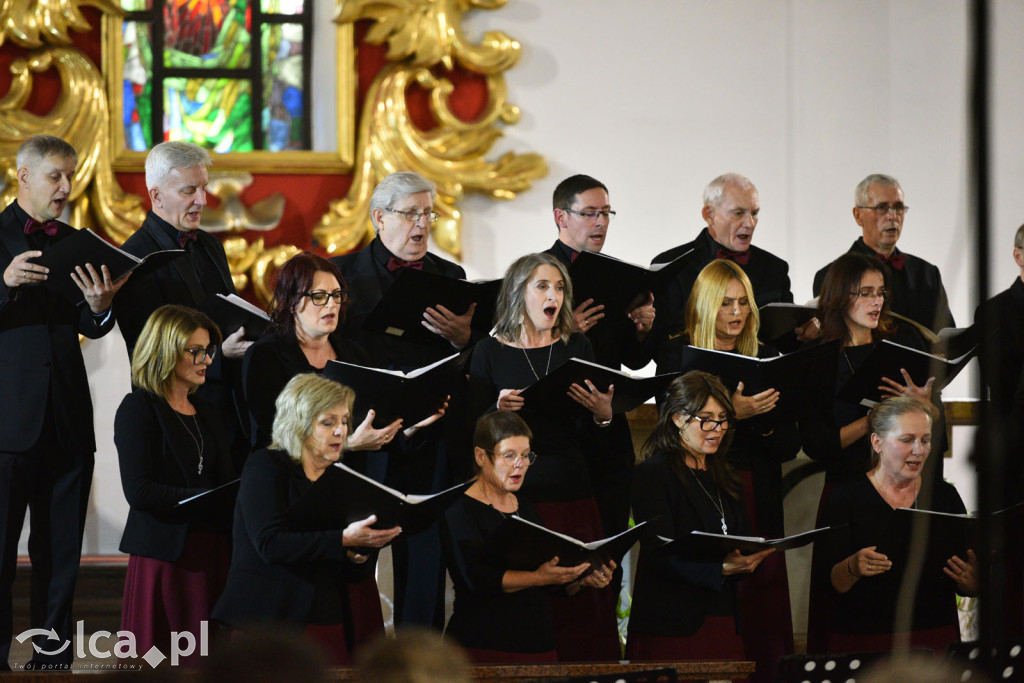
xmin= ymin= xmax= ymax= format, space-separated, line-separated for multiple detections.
xmin=39 ymin=0 xmax=1023 ymax=555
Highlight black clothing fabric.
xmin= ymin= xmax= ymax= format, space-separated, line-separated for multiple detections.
xmin=115 ymin=389 xmax=236 ymax=562
xmin=0 ymin=200 xmax=115 ymax=669
xmin=212 ymin=448 xmax=372 ymax=634
xmin=629 ymin=450 xmax=750 ymax=637
xmin=812 ymin=237 xmax=955 ymax=333
xmin=441 ymin=495 xmax=554 ymax=653
xmin=242 ymin=331 xmax=375 ymax=450
xmin=650 ymin=228 xmax=793 ymax=346
xmin=468 ymin=334 xmax=601 ymax=503
xmin=820 ymin=475 xmax=966 ymax=635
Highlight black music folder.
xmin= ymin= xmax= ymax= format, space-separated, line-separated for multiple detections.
xmin=658 ymin=526 xmax=836 ymax=561
xmin=482 ymin=516 xmax=647 ymax=575
xmin=199 ymin=293 xmax=271 ymax=341
xmin=286 ymin=462 xmax=471 ymax=535
xmin=757 ymin=303 xmax=818 ymax=342
xmin=322 ymin=351 xmax=466 ymax=428
xmin=174 ymin=479 xmax=241 ymax=515
xmin=362 ymin=268 xmax=501 ymax=344
xmin=674 ymin=340 xmax=840 ymax=419
xmin=875 ymin=508 xmax=974 ymax=572
xmin=32 ymin=228 xmax=184 ymax=304
xmin=517 ymin=358 xmax=677 ymax=416
xmin=837 ymin=339 xmax=975 ymax=406
xmin=569 ymin=249 xmax=695 ymax=316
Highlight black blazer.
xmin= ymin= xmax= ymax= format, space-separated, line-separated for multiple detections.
xmin=812 ymin=238 xmax=955 ymax=332
xmin=0 ymin=201 xmax=115 ymax=455
xmin=115 ymin=389 xmax=236 ymax=561
xmin=331 ymin=236 xmax=472 ymax=371
xmin=242 ymin=331 xmax=375 ymax=449
xmin=975 ymin=277 xmax=1024 ymax=411
xmin=212 ymin=448 xmax=373 ymax=629
xmin=116 ymin=210 xmax=236 ymax=357
xmin=629 ymin=450 xmax=750 ymax=637
xmin=650 ymin=228 xmax=793 ymax=346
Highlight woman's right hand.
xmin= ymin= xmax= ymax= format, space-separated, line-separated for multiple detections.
xmin=342 ymin=514 xmax=401 ymax=548
xmin=345 ymin=410 xmax=403 ymax=451
xmin=731 ymin=381 xmax=780 ymax=420
xmin=847 ymin=545 xmax=892 ymax=578
xmin=722 ymin=548 xmax=774 ymax=575
xmin=497 ymin=389 xmax=524 ymax=412
xmin=532 ymin=556 xmax=589 ymax=586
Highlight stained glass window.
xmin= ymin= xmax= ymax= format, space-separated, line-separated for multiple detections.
xmin=120 ymin=0 xmax=310 ymax=152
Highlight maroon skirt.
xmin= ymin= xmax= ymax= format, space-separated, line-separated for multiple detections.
xmin=462 ymin=646 xmax=559 ymax=665
xmin=535 ymin=498 xmax=621 ymax=662
xmin=346 ymin=573 xmax=385 ymax=652
xmin=121 ymin=532 xmax=231 ymax=668
xmin=625 ymin=615 xmax=744 ymax=662
xmin=303 ymin=623 xmax=351 ymax=666
xmin=826 ymin=623 xmax=961 ymax=654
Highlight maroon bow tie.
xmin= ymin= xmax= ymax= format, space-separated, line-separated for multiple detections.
xmin=387 ymin=256 xmax=424 ymax=272
xmin=24 ymin=218 xmax=60 ymax=237
xmin=568 ymin=249 xmax=581 ymax=264
xmin=875 ymin=250 xmax=906 ymax=271
xmin=716 ymin=246 xmax=750 ymax=266
xmin=177 ymin=230 xmax=199 ymax=248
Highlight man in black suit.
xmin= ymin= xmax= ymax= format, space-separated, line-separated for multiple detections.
xmin=0 ymin=135 xmax=126 ymax=670
xmin=812 ymin=173 xmax=955 ymax=332
xmin=651 ymin=173 xmax=794 ymax=342
xmin=330 ymin=171 xmax=474 ymax=629
xmin=542 ymin=174 xmax=655 ymax=542
xmin=115 ymin=141 xmax=251 ymax=466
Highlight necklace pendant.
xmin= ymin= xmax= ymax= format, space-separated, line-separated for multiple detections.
xmin=197 ymin=457 xmax=204 ymax=476
xmin=721 ymin=517 xmax=728 ymax=535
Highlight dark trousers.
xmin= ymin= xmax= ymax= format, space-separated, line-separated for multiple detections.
xmin=0 ymin=438 xmax=93 ymax=670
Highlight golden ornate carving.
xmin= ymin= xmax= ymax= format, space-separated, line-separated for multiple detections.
xmin=202 ymin=172 xmax=286 ymax=234
xmin=0 ymin=0 xmax=121 ymax=48
xmin=315 ymin=0 xmax=547 ymax=260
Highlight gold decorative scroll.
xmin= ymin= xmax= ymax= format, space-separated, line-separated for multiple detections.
xmin=0 ymin=0 xmax=121 ymax=48
xmin=0 ymin=47 xmax=146 ymax=240
xmin=315 ymin=0 xmax=547 ymax=260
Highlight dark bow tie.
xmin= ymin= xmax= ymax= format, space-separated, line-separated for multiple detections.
xmin=386 ymin=256 xmax=425 ymax=272
xmin=24 ymin=218 xmax=60 ymax=237
xmin=568 ymin=248 xmax=581 ymax=264
xmin=875 ymin=250 xmax=906 ymax=271
xmin=177 ymin=230 xmax=199 ymax=249
xmin=716 ymin=246 xmax=750 ymax=266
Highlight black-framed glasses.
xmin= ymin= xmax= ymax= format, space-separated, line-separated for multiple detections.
xmin=856 ymin=203 xmax=909 ymax=216
xmin=184 ymin=345 xmax=217 ymax=365
xmin=563 ymin=208 xmax=616 ymax=221
xmin=304 ymin=289 xmax=348 ymax=306
xmin=687 ymin=414 xmax=730 ymax=432
xmin=487 ymin=449 xmax=538 ymax=465
xmin=849 ymin=288 xmax=888 ymax=300
xmin=384 ymin=207 xmax=441 ymax=224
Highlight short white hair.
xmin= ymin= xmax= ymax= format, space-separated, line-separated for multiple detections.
xmin=369 ymin=172 xmax=436 ymax=232
xmin=854 ymin=173 xmax=902 ymax=206
xmin=145 ymin=141 xmax=212 ymax=190
xmin=703 ymin=173 xmax=757 ymax=207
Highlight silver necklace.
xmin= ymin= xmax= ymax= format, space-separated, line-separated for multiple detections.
xmin=521 ymin=343 xmax=554 ymax=381
xmin=687 ymin=466 xmax=727 ymax=534
xmin=174 ymin=409 xmax=205 ymax=475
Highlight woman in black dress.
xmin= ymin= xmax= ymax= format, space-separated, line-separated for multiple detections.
xmin=467 ymin=252 xmax=620 ymax=660
xmin=442 ymin=411 xmax=613 ymax=663
xmin=628 ymin=371 xmax=772 ymax=661
xmin=655 ymin=259 xmax=799 ymax=680
xmin=213 ymin=373 xmax=401 ymax=664
xmin=802 ymin=252 xmax=942 ymax=652
xmin=821 ymin=397 xmax=976 ymax=653
xmin=115 ymin=305 xmax=236 ymax=666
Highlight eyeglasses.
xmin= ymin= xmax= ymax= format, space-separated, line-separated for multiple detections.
xmin=687 ymin=414 xmax=730 ymax=432
xmin=563 ymin=208 xmax=616 ymax=221
xmin=384 ymin=207 xmax=441 ymax=224
xmin=304 ymin=289 xmax=348 ymax=306
xmin=184 ymin=344 xmax=217 ymax=365
xmin=850 ymin=288 xmax=888 ymax=300
xmin=487 ymin=449 xmax=538 ymax=465
xmin=856 ymin=203 xmax=909 ymax=216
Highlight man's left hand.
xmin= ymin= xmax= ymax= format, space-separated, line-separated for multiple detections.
xmin=71 ymin=263 xmax=130 ymax=315
xmin=423 ymin=302 xmax=475 ymax=349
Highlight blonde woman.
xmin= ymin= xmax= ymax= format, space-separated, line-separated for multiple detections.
xmin=115 ymin=304 xmax=236 ymax=667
